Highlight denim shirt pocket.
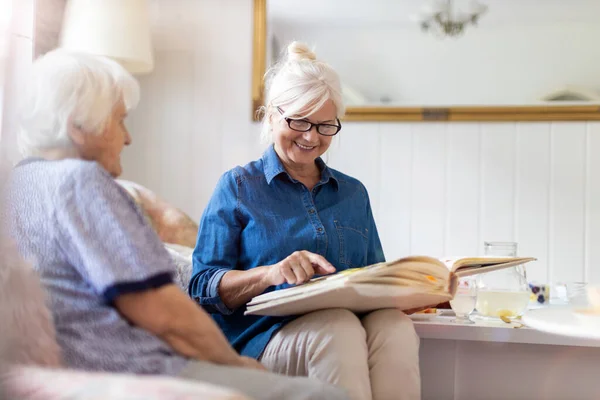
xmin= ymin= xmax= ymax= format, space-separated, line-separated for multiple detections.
xmin=334 ymin=220 xmax=369 ymax=268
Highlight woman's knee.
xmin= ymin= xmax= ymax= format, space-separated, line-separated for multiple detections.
xmin=304 ymin=308 xmax=364 ymax=336
xmin=297 ymin=309 xmax=367 ymax=354
xmin=361 ymin=309 xmax=419 ymax=344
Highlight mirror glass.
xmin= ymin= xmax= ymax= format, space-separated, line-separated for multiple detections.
xmin=267 ymin=0 xmax=600 ymax=107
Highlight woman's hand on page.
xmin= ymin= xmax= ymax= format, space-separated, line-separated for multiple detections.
xmin=264 ymin=250 xmax=336 ymax=286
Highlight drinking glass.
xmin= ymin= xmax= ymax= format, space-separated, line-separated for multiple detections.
xmin=450 ymin=276 xmax=478 ymax=324
xmin=484 ymin=241 xmax=517 ymax=257
xmin=566 ymin=282 xmax=588 ymax=307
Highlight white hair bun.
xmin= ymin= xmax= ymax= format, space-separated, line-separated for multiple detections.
xmin=287 ymin=41 xmax=317 ymax=62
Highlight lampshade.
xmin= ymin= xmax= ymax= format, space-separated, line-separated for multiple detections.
xmin=60 ymin=0 xmax=154 ymax=74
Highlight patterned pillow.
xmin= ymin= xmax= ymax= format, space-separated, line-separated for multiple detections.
xmin=165 ymin=243 xmax=194 ymax=292
xmin=116 ymin=180 xmax=198 ymax=248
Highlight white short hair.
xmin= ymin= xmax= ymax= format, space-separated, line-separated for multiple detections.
xmin=18 ymin=49 xmax=140 ymax=157
xmin=260 ymin=42 xmax=345 ymax=143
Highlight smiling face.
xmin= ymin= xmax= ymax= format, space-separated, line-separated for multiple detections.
xmin=271 ymin=99 xmax=338 ymax=171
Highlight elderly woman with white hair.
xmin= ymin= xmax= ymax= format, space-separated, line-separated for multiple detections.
xmin=190 ymin=42 xmax=421 ymax=400
xmin=4 ymin=48 xmax=348 ymax=400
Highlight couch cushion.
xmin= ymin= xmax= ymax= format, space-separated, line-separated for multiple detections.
xmin=116 ymin=180 xmax=198 ymax=248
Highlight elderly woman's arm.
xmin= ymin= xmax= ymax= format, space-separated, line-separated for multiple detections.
xmin=114 ymin=284 xmax=249 ymax=366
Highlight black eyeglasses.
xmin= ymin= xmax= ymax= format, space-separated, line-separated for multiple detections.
xmin=277 ymin=107 xmax=342 ymax=136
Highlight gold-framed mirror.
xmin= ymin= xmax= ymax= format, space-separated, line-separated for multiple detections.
xmin=252 ymin=0 xmax=600 ymax=122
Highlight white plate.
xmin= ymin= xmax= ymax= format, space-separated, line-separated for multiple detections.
xmin=522 ymin=307 xmax=600 ymax=340
xmin=573 ymin=307 xmax=600 ymax=327
xmin=409 ymin=309 xmax=443 ymax=321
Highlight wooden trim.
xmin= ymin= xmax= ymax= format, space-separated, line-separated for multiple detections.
xmin=343 ymin=106 xmax=600 ymax=122
xmin=251 ymin=0 xmax=600 ymax=123
xmin=251 ymin=0 xmax=267 ymax=121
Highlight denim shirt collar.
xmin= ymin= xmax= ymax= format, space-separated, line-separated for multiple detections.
xmin=262 ymin=145 xmax=339 ymax=190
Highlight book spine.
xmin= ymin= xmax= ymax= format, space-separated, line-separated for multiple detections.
xmin=448 ymin=273 xmax=458 ymax=297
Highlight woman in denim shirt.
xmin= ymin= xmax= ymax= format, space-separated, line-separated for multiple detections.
xmin=190 ymin=42 xmax=420 ymax=400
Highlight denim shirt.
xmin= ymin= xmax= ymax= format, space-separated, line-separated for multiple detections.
xmin=189 ymin=145 xmax=385 ymax=359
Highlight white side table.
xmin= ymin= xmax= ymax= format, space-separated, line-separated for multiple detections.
xmin=415 ymin=309 xmax=600 ymax=400
xmin=412 ymin=310 xmax=600 ymax=347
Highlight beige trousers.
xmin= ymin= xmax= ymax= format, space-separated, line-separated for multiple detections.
xmin=260 ymin=308 xmax=421 ymax=400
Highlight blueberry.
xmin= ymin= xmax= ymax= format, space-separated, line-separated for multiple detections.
xmin=537 ymin=294 xmax=545 ymax=304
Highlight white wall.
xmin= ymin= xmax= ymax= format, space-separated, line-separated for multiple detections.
xmin=123 ymin=0 xmax=262 ymax=216
xmin=1 ymin=0 xmax=34 ymax=164
xmin=123 ymin=0 xmax=600 ymax=286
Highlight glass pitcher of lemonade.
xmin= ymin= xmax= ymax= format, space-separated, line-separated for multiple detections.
xmin=476 ymin=242 xmax=529 ymax=319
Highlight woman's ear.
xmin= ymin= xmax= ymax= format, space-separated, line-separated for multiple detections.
xmin=67 ymin=121 xmax=86 ymax=145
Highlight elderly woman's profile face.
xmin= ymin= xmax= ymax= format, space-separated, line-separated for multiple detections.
xmin=272 ymin=99 xmax=337 ymax=169
xmin=70 ymin=99 xmax=131 ymax=177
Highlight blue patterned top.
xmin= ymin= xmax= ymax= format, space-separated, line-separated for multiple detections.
xmin=189 ymin=145 xmax=385 ymax=359
xmin=5 ymin=158 xmax=188 ymax=375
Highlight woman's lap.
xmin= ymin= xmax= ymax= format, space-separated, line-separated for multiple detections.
xmin=259 ymin=308 xmax=420 ymax=400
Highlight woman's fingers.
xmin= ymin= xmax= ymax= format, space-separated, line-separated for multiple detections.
xmin=280 ymin=263 xmax=297 ymax=284
xmin=296 ymin=256 xmax=315 ymax=283
xmin=303 ymin=251 xmax=336 ymax=274
xmin=290 ymin=263 xmax=309 ymax=283
xmin=276 ymin=251 xmax=337 ymax=286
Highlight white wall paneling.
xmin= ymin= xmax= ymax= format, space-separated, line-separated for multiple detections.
xmin=480 ymin=123 xmax=517 ymax=244
xmin=377 ymin=123 xmax=412 ymax=260
xmin=445 ymin=123 xmax=480 ymax=258
xmin=515 ymin=123 xmax=551 ymax=284
xmin=125 ymin=0 xmax=600 ymax=286
xmin=409 ymin=123 xmax=447 ymax=256
xmin=586 ymin=123 xmax=600 ymax=284
xmin=327 ymin=122 xmax=382 ymax=211
xmin=549 ymin=123 xmax=587 ymax=284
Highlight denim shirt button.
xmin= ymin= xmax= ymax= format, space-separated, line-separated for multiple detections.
xmin=309 ymin=209 xmax=316 ymax=214
xmin=317 ymin=227 xmax=323 ymax=233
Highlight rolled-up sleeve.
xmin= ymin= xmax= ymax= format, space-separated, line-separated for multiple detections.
xmin=189 ymin=170 xmax=242 ymax=314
